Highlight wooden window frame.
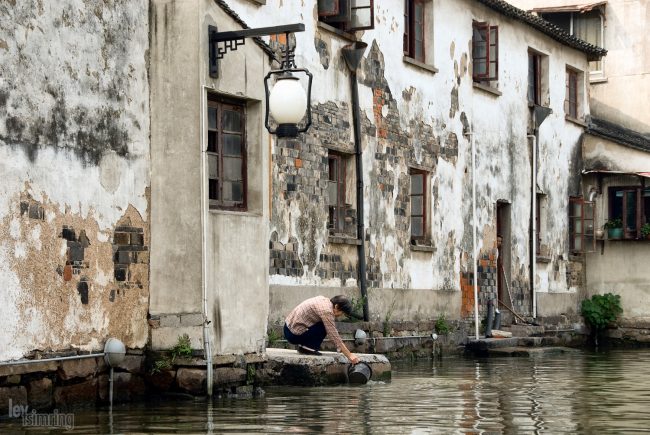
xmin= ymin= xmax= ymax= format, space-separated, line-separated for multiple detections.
xmin=318 ymin=0 xmax=375 ymax=32
xmin=528 ymin=51 xmax=542 ymax=105
xmin=207 ymin=97 xmax=247 ymax=211
xmin=565 ymin=68 xmax=579 ymax=118
xmin=569 ymin=196 xmax=595 ymax=253
xmin=608 ymin=186 xmax=650 ymax=240
xmin=328 ymin=152 xmax=347 ymax=232
xmin=404 ymin=0 xmax=425 ymax=62
xmin=410 ymin=170 xmax=427 ymax=241
xmin=472 ymin=21 xmax=498 ymax=82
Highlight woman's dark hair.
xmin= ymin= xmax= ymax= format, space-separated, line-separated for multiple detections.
xmin=331 ymin=295 xmax=352 ymax=316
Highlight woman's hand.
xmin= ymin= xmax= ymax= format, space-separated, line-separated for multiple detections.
xmin=349 ymin=353 xmax=360 ymax=364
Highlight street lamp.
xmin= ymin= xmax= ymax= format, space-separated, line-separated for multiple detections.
xmin=209 ymin=24 xmax=312 ymax=138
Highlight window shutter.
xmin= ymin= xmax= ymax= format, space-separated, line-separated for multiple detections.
xmin=347 ymin=0 xmax=374 ymax=31
xmin=318 ymin=0 xmax=340 ymax=17
xmin=321 ymin=0 xmax=351 ymax=23
xmin=487 ymin=25 xmax=498 ymax=81
xmin=472 ymin=22 xmax=489 ymax=80
xmin=404 ymin=0 xmax=410 ymax=55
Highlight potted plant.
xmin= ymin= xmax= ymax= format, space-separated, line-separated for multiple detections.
xmin=641 ymin=223 xmax=650 ymax=240
xmin=604 ymin=218 xmax=623 ymax=239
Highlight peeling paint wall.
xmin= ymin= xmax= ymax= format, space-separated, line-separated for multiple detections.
xmin=511 ymin=0 xmax=650 ymax=134
xmin=232 ymin=0 xmax=591 ymax=324
xmin=0 ymin=0 xmax=150 ymax=361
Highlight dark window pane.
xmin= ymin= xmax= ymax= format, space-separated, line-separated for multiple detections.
xmin=625 ymin=191 xmax=637 ymax=231
xmin=231 ymin=182 xmax=243 ymax=202
xmin=223 ymin=134 xmax=242 ymax=156
xmin=411 ymin=196 xmax=423 ymax=216
xmin=208 ymin=107 xmax=217 ymax=130
xmin=223 ymin=110 xmax=242 ymax=132
xmin=411 ymin=217 xmax=423 ymax=237
xmin=411 ymin=174 xmax=423 ymax=195
xmin=223 ymin=157 xmax=243 ymax=181
xmin=209 ymin=179 xmax=219 ymax=200
xmin=208 ymin=154 xmax=219 ymax=179
xmin=208 ymin=131 xmax=217 ymax=153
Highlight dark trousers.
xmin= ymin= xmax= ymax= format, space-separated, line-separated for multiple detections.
xmin=284 ymin=322 xmax=326 ymax=351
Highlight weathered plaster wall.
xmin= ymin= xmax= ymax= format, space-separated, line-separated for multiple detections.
xmin=511 ymin=0 xmax=650 ymax=134
xmin=583 ymin=172 xmax=650 ymax=318
xmin=0 ymin=0 xmax=150 ymax=361
xmin=149 ymin=0 xmax=270 ymax=355
xmin=233 ymin=0 xmax=591 ymax=324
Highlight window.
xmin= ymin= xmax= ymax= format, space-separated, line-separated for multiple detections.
xmin=410 ymin=170 xmax=427 ymax=241
xmin=569 ymin=197 xmax=595 ymax=253
xmin=404 ymin=0 xmax=425 ymax=62
xmin=327 ymin=152 xmax=347 ymax=233
xmin=207 ymin=98 xmax=247 ymax=210
xmin=528 ymin=52 xmax=541 ymax=105
xmin=608 ymin=186 xmax=650 ymax=239
xmin=472 ymin=21 xmax=498 ymax=83
xmin=318 ymin=0 xmax=374 ymax=32
xmin=565 ymin=68 xmax=579 ymax=119
xmin=540 ymin=9 xmax=604 ymax=76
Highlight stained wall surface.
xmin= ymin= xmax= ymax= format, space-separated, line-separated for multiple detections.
xmin=229 ymin=0 xmax=593 ymax=323
xmin=0 ymin=0 xmax=150 ymax=361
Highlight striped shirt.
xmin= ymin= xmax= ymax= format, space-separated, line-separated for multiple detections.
xmin=285 ymin=296 xmax=344 ymax=350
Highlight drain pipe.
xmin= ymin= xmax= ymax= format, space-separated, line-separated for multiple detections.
xmin=200 ymin=85 xmax=214 ymax=396
xmin=342 ymin=41 xmax=370 ymax=321
xmin=464 ymin=131 xmax=479 ymax=340
xmin=528 ymin=133 xmax=537 ymax=319
xmin=529 ymin=106 xmax=551 ymax=319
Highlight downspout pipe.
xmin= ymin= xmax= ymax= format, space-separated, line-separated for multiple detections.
xmin=342 ymin=41 xmax=369 ymax=321
xmin=465 ymin=131 xmax=479 ymax=340
xmin=200 ymin=85 xmax=214 ymax=396
xmin=528 ymin=133 xmax=537 ymax=319
xmin=530 ymin=105 xmax=552 ymax=319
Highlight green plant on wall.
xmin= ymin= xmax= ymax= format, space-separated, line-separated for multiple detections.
xmin=150 ymin=334 xmax=193 ymax=374
xmin=267 ymin=328 xmax=281 ymax=347
xmin=348 ymin=296 xmax=367 ymax=321
xmin=434 ymin=315 xmax=451 ymax=335
xmin=641 ymin=223 xmax=650 ymax=238
xmin=604 ymin=218 xmax=623 ymax=229
xmin=171 ymin=333 xmax=193 ymax=361
xmin=581 ymin=293 xmax=623 ymax=345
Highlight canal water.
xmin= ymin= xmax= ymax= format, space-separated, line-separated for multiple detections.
xmin=4 ymin=348 xmax=650 ymax=433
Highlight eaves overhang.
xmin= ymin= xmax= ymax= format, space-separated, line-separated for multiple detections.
xmin=475 ymin=0 xmax=607 ymax=60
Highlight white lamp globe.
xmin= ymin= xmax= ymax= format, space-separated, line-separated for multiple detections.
xmin=269 ymin=76 xmax=307 ymax=125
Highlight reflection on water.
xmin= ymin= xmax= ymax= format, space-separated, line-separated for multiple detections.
xmin=4 ymin=348 xmax=650 ymax=434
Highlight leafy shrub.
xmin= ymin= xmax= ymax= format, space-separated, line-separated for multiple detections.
xmin=581 ymin=293 xmax=623 ymax=332
xmin=604 ymin=218 xmax=622 ymax=229
xmin=171 ymin=333 xmax=193 ymax=360
xmin=434 ymin=315 xmax=451 ymax=335
xmin=267 ymin=328 xmax=281 ymax=347
xmin=641 ymin=223 xmax=650 ymax=238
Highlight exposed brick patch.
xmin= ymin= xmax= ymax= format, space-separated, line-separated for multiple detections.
xmin=269 ymin=232 xmax=303 ymax=277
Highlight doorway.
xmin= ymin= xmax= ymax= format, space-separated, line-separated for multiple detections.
xmin=496 ymin=201 xmax=512 ymax=310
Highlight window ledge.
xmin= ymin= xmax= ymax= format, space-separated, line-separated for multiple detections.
xmin=402 ymin=56 xmax=438 ymax=74
xmin=328 ymin=235 xmax=361 ymax=245
xmin=565 ymin=115 xmax=587 ymax=127
xmin=317 ymin=22 xmax=358 ymax=42
xmin=209 ymin=208 xmax=261 ymax=218
xmin=536 ymin=255 xmax=552 ymax=264
xmin=411 ymin=244 xmax=435 ymax=253
xmin=473 ymin=82 xmax=502 ymax=97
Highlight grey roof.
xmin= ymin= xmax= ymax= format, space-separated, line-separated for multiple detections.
xmin=213 ymin=0 xmax=276 ymax=60
xmin=588 ymin=117 xmax=650 ymax=153
xmin=475 ymin=0 xmax=607 ymax=60
xmin=214 ymin=0 xmax=606 ymax=62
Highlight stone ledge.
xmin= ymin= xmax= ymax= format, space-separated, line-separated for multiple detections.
xmin=263 ymin=348 xmax=391 ymax=386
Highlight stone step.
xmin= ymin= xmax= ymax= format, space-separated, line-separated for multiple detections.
xmin=487 ymin=346 xmax=580 ymax=357
xmin=263 ymin=348 xmax=391 ymax=386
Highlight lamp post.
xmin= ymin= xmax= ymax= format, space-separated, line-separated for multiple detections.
xmin=209 ymin=24 xmax=312 ymax=138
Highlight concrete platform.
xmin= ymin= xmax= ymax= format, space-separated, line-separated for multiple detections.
xmin=261 ymin=348 xmax=391 ymax=386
